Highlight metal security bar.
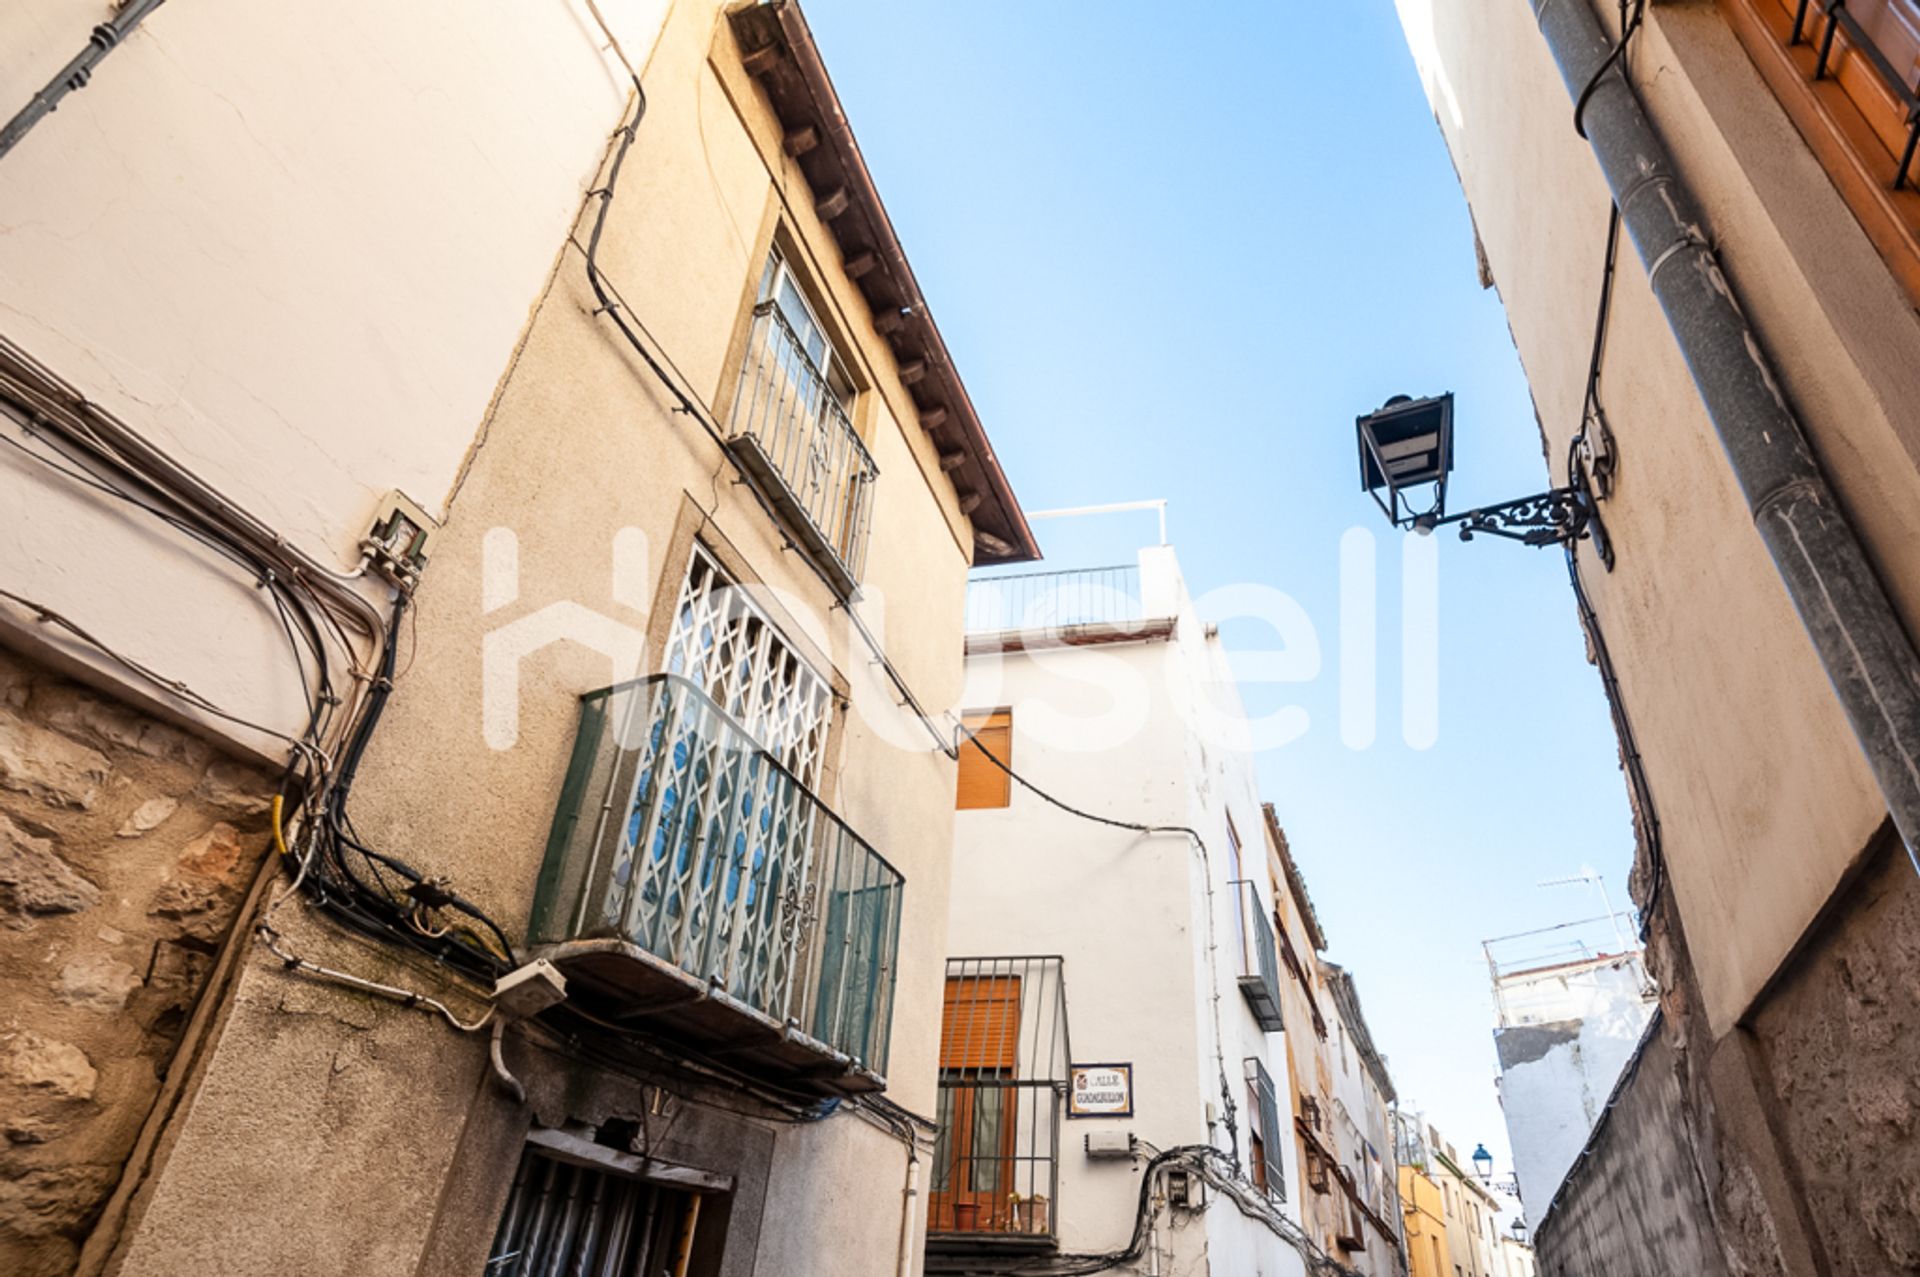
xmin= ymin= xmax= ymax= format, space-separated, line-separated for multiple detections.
xmin=486 ymin=1146 xmax=697 ymax=1276
xmin=663 ymin=545 xmax=831 ymax=788
xmin=727 ymin=300 xmax=878 ymax=595
xmin=1790 ymin=0 xmax=1920 ymax=189
xmin=1231 ymin=880 xmax=1285 ymax=1032
xmin=930 ymin=956 xmax=1070 ymax=1245
xmin=964 ymin=564 xmax=1144 ymax=635
xmin=529 ymin=674 xmax=903 ymax=1077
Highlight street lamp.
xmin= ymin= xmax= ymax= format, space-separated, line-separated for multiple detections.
xmin=1511 ymin=1216 xmax=1530 ymax=1245
xmin=1471 ymin=1143 xmax=1494 ymax=1183
xmin=1355 ymin=392 xmax=1612 ymax=569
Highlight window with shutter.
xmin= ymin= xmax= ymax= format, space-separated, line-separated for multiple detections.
xmin=932 ymin=974 xmax=1023 ymax=1231
xmin=956 ymin=710 xmax=1012 ymax=810
xmin=1244 ymin=1057 xmax=1285 ymax=1201
xmin=1722 ymin=0 xmax=1920 ymax=303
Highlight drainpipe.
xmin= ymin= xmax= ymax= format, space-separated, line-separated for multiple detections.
xmin=893 ymin=1148 xmax=920 ymax=1277
xmin=0 ymin=0 xmax=170 ymax=162
xmin=1531 ymin=0 xmax=1920 ymax=869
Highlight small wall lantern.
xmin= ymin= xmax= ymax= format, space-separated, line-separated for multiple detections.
xmin=1355 ymin=393 xmax=1612 ymax=569
xmin=1471 ymin=1142 xmax=1495 ymax=1182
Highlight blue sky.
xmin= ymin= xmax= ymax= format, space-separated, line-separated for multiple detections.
xmin=807 ymin=1 xmax=1635 ymax=1182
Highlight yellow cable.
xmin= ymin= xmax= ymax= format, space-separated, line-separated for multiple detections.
xmin=271 ymin=794 xmax=290 ymax=859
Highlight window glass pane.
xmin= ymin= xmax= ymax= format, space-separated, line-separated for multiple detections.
xmin=970 ymin=1087 xmax=1005 ymax=1192
xmin=932 ymin=1086 xmax=955 ymax=1192
xmin=776 ymin=273 xmax=828 ymax=370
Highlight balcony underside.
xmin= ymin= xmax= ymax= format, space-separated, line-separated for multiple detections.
xmin=533 ymin=936 xmax=887 ymax=1098
xmin=1238 ymin=973 xmax=1285 ymax=1032
xmin=925 ymin=1232 xmax=1058 ymax=1268
xmin=727 ymin=433 xmax=860 ymax=599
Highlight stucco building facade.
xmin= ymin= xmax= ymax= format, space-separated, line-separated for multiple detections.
xmin=0 ymin=2 xmax=1036 ymax=1274
xmin=1393 ymin=0 xmax=1920 ymax=1272
xmin=930 ymin=543 xmax=1407 ymax=1276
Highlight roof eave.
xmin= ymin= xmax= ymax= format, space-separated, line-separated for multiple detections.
xmin=729 ymin=0 xmax=1039 ymax=565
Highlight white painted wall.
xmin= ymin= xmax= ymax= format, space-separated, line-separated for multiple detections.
xmin=0 ymin=0 xmax=668 ymax=753
xmin=950 ymin=544 xmax=1311 ymax=1275
xmin=1492 ymin=955 xmax=1654 ymax=1228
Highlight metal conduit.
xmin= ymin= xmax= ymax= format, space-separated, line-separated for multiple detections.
xmin=1532 ymin=0 xmax=1920 ymax=869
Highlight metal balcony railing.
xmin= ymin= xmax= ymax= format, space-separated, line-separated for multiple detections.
xmin=528 ymin=674 xmax=903 ymax=1091
xmin=929 ymin=956 xmax=1069 ymax=1252
xmin=727 ymin=301 xmax=878 ymax=597
xmin=964 ymin=564 xmax=1145 ymax=635
xmin=1231 ymin=880 xmax=1285 ymax=1033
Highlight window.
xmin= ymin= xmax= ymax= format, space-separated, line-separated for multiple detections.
xmin=729 ymin=245 xmax=877 ymax=592
xmin=956 ymin=710 xmax=1012 ymax=810
xmin=1723 ymin=0 xmax=1920 ymax=303
xmin=487 ymin=1139 xmax=721 ymax=1276
xmin=1244 ymin=1057 xmax=1284 ymax=1200
xmin=664 ymin=544 xmax=830 ymax=785
xmin=931 ymin=958 xmax=1067 ymax=1239
xmin=759 ymin=245 xmax=855 ymax=410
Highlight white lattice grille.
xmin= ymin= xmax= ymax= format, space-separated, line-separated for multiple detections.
xmin=662 ymin=544 xmax=830 ymax=787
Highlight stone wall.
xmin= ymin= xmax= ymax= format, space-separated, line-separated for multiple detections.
xmin=0 ymin=645 xmax=272 ymax=1276
xmin=1751 ymin=841 xmax=1920 ymax=1274
xmin=1530 ymin=1017 xmax=1730 ymax=1277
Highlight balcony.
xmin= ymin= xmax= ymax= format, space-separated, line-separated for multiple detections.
xmin=727 ymin=300 xmax=878 ymax=598
xmin=527 ymin=674 xmax=903 ymax=1095
xmin=964 ymin=563 xmax=1174 ymax=655
xmin=1232 ymin=880 xmax=1284 ymax=1032
xmin=927 ymin=956 xmax=1069 ymax=1264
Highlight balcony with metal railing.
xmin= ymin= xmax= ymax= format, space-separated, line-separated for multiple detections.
xmin=927 ymin=956 xmax=1070 ymax=1260
xmin=727 ymin=300 xmax=879 ymax=598
xmin=527 ymin=674 xmax=903 ymax=1094
xmin=964 ymin=563 xmax=1174 ymax=654
xmin=1232 ymin=880 xmax=1285 ymax=1032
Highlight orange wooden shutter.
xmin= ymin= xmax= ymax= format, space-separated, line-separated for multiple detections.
xmin=940 ymin=976 xmax=1021 ymax=1072
xmin=956 ymin=711 xmax=1012 ymax=810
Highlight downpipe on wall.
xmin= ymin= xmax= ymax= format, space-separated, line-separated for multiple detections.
xmin=1531 ymin=0 xmax=1920 ymax=871
xmin=0 ymin=0 xmax=170 ymax=162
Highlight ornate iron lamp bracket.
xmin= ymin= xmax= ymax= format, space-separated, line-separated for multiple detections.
xmin=1418 ymin=479 xmax=1613 ymax=571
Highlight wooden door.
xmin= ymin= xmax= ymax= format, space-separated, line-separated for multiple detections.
xmin=930 ymin=976 xmax=1021 ymax=1232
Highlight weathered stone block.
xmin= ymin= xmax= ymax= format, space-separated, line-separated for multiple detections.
xmin=0 ymin=1032 xmax=98 ymax=1100
xmin=0 ymin=812 xmax=100 ymax=918
xmin=116 ymin=797 xmax=178 ymax=838
xmin=56 ymin=954 xmax=141 ymax=1012
xmin=0 ymin=712 xmax=111 ymax=810
xmin=193 ymin=760 xmax=271 ymax=815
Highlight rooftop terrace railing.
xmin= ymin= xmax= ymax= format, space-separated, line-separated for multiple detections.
xmin=964 ymin=564 xmax=1145 ymax=635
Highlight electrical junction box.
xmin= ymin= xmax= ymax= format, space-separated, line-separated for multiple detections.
xmin=364 ymin=490 xmax=436 ymax=584
xmin=1084 ymin=1130 xmax=1135 ymax=1160
xmin=1165 ymin=1168 xmax=1205 ymax=1211
xmin=494 ymin=959 xmax=567 ymax=1020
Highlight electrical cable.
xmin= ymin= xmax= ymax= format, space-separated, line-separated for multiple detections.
xmin=1563 ymin=0 xmax=1665 ymax=942
xmin=573 ymin=56 xmax=964 ymax=762
xmin=950 ymin=720 xmax=1243 ymax=1169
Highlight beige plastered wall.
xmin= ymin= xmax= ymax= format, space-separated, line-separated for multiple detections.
xmin=1393 ymin=0 xmax=1920 ymax=1036
xmin=89 ymin=2 xmax=985 ymax=1274
xmin=0 ymin=0 xmax=669 ymax=751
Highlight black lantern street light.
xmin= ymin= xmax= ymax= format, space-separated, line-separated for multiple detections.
xmin=1355 ymin=392 xmax=1612 ymax=569
xmin=1512 ymin=1216 xmax=1530 ymax=1246
xmin=1471 ymin=1142 xmax=1495 ymax=1183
